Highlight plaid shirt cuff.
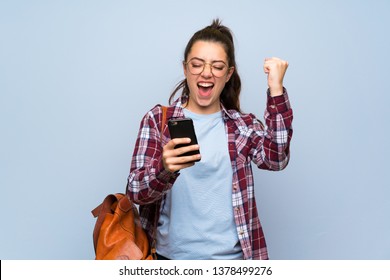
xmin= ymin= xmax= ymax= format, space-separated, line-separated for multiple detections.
xmin=266 ymin=87 xmax=291 ymax=114
xmin=155 ymin=157 xmax=179 ymax=184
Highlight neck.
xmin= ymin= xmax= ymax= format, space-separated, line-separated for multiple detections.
xmin=182 ymin=101 xmax=221 ymax=115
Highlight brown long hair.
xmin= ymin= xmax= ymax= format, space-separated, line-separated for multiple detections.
xmin=169 ymin=19 xmax=242 ymax=112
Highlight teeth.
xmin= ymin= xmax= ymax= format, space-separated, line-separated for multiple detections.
xmin=198 ymin=82 xmax=214 ymax=87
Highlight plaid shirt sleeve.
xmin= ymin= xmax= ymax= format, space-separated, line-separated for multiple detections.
xmin=251 ymin=88 xmax=293 ymax=170
xmin=126 ymin=105 xmax=178 ymax=205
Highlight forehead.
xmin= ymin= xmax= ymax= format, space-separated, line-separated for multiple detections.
xmin=187 ymin=40 xmax=228 ymax=62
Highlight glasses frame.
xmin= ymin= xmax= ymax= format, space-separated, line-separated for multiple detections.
xmin=184 ymin=58 xmax=233 ymax=78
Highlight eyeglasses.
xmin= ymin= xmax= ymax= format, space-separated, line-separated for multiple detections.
xmin=184 ymin=58 xmax=231 ymax=78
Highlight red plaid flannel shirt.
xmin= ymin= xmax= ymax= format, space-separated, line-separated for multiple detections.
xmin=127 ymin=89 xmax=293 ymax=259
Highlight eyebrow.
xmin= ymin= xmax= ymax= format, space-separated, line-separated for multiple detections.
xmin=189 ymin=57 xmax=227 ymax=64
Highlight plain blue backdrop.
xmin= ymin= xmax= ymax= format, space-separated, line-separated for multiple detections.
xmin=1 ymin=0 xmax=389 ymax=259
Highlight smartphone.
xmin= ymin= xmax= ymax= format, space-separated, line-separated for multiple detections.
xmin=168 ymin=118 xmax=200 ymax=161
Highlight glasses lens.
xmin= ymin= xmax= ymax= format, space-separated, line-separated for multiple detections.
xmin=188 ymin=60 xmax=204 ymax=75
xmin=211 ymin=63 xmax=227 ymax=77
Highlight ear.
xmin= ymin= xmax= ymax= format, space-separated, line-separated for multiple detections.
xmin=226 ymin=67 xmax=235 ymax=83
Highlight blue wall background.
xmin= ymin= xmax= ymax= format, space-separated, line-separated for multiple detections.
xmin=1 ymin=0 xmax=389 ymax=259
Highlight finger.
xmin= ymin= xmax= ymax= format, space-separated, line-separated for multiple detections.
xmin=167 ymin=154 xmax=200 ymax=166
xmin=179 ymin=153 xmax=201 ymax=163
xmin=263 ymin=58 xmax=274 ymax=73
xmin=263 ymin=62 xmax=270 ymax=74
xmin=164 ymin=137 xmax=191 ymax=150
xmin=172 ymin=137 xmax=192 ymax=144
xmin=166 ymin=152 xmax=200 ymax=168
xmin=164 ymin=153 xmax=200 ymax=172
xmin=173 ymin=144 xmax=200 ymax=157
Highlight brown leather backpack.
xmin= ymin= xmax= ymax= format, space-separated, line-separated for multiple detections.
xmin=91 ymin=193 xmax=153 ymax=260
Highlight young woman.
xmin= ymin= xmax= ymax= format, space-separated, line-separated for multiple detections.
xmin=127 ymin=19 xmax=293 ymax=260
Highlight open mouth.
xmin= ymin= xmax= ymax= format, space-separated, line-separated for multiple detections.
xmin=197 ymin=82 xmax=214 ymax=97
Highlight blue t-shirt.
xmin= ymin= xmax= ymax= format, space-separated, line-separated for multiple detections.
xmin=156 ymin=109 xmax=243 ymax=259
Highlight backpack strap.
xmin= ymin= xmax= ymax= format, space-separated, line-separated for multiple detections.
xmin=149 ymin=105 xmax=168 ymax=258
xmin=160 ymin=105 xmax=167 ymax=142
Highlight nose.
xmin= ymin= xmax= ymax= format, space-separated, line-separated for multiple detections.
xmin=201 ymin=63 xmax=213 ymax=77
